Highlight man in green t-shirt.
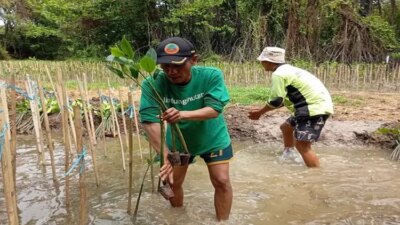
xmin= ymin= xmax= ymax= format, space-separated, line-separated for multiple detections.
xmin=248 ymin=47 xmax=333 ymax=167
xmin=139 ymin=37 xmax=233 ymax=221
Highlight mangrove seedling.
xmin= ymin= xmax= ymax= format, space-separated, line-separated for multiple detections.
xmin=106 ymin=36 xmax=190 ymax=166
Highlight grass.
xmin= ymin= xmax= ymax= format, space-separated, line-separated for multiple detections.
xmin=331 ymin=94 xmax=363 ymax=107
xmin=229 ymin=88 xmax=367 ymax=107
xmin=228 ymin=86 xmax=270 ymax=105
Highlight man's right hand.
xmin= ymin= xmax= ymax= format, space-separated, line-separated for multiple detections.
xmin=248 ymin=107 xmax=264 ymax=120
xmin=159 ymin=157 xmax=174 ymax=184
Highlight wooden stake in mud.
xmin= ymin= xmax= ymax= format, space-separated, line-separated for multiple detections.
xmin=119 ymin=90 xmax=129 ymax=148
xmin=0 ymin=87 xmax=19 ymax=225
xmin=131 ymin=92 xmax=143 ymax=161
xmin=73 ymin=106 xmax=89 ymax=225
xmin=77 ymin=77 xmax=99 ymax=187
xmin=149 ymin=143 xmax=155 ymax=193
xmin=67 ymin=99 xmax=78 ymax=152
xmin=38 ymin=80 xmax=58 ymax=185
xmin=108 ymin=80 xmax=126 ymax=171
xmin=56 ymin=70 xmax=77 ymax=151
xmin=83 ymin=73 xmax=97 ymax=146
xmin=25 ymin=77 xmax=45 ymax=166
xmin=45 ymin=66 xmax=61 ymax=104
xmin=98 ymin=90 xmax=108 ymax=156
xmin=10 ymin=74 xmax=17 ymax=187
xmin=56 ymin=83 xmax=72 ymax=208
xmin=127 ymin=92 xmax=134 ymax=214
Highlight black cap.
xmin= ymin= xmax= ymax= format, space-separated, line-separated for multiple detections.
xmin=156 ymin=37 xmax=196 ymax=65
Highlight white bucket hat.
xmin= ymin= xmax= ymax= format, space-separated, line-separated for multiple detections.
xmin=257 ymin=47 xmax=286 ymax=64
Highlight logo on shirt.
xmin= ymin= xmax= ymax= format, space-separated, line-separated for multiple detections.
xmin=163 ymin=93 xmax=204 ymax=106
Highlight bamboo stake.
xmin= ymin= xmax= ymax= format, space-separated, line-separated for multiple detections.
xmin=77 ymin=77 xmax=99 ymax=187
xmin=57 ymin=82 xmax=72 ymax=208
xmin=119 ymin=90 xmax=129 ymax=148
xmin=131 ymin=92 xmax=143 ymax=161
xmin=0 ymin=88 xmax=10 ymax=145
xmin=149 ymin=143 xmax=155 ymax=193
xmin=45 ymin=65 xmax=61 ymax=104
xmin=127 ymin=92 xmax=134 ymax=214
xmin=0 ymin=88 xmax=19 ymax=225
xmin=369 ymin=64 xmax=373 ymax=89
xmin=77 ymin=76 xmax=95 ymax=147
xmin=38 ymin=80 xmax=58 ymax=185
xmin=56 ymin=70 xmax=78 ymax=151
xmin=98 ymin=90 xmax=108 ymax=157
xmin=26 ymin=77 xmax=45 ymax=166
xmin=108 ymin=80 xmax=126 ymax=171
xmin=83 ymin=73 xmax=97 ymax=146
xmin=10 ymin=74 xmax=17 ymax=187
xmin=363 ymin=64 xmax=367 ymax=90
xmin=67 ymin=98 xmax=78 ymax=151
xmin=73 ymin=106 xmax=89 ymax=225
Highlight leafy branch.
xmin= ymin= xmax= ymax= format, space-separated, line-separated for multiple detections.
xmin=105 ymin=36 xmax=188 ymax=154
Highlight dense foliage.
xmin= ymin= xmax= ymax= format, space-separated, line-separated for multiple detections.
xmin=1 ymin=0 xmax=400 ymax=62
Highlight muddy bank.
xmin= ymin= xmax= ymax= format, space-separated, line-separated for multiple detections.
xmin=13 ymin=105 xmax=398 ymax=149
xmin=10 ymin=92 xmax=400 ymax=150
xmin=225 ymin=105 xmax=399 ymax=149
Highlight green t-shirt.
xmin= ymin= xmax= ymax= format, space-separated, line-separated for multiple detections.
xmin=268 ymin=64 xmax=334 ymax=117
xmin=139 ymin=66 xmax=231 ymax=155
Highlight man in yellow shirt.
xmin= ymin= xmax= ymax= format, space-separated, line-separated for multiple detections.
xmin=248 ymin=47 xmax=333 ymax=167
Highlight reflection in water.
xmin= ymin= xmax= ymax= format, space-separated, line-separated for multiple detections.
xmin=0 ymin=136 xmax=399 ymax=225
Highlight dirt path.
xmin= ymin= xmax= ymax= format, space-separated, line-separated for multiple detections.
xmin=225 ymin=91 xmax=400 ymax=148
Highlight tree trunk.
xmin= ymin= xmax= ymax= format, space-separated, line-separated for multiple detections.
xmin=390 ymin=0 xmax=397 ymax=24
xmin=306 ymin=0 xmax=320 ymax=59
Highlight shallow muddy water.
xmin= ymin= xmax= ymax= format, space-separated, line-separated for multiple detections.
xmin=1 ymin=136 xmax=400 ymax=225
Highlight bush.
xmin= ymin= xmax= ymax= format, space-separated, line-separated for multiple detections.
xmin=0 ymin=46 xmax=11 ymax=60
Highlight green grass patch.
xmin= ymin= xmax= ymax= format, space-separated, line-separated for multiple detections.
xmin=332 ymin=94 xmax=363 ymax=106
xmin=228 ymin=86 xmax=270 ymax=105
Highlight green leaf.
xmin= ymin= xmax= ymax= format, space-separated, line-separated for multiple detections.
xmin=140 ymin=55 xmax=156 ymax=73
xmin=121 ymin=64 xmax=130 ymax=75
xmin=129 ymin=66 xmax=139 ymax=79
xmin=120 ymin=36 xmax=134 ymax=59
xmin=106 ymin=65 xmax=124 ymax=79
xmin=119 ymin=57 xmax=134 ymax=64
xmin=105 ymin=55 xmax=115 ymax=62
xmin=146 ymin=48 xmax=157 ymax=62
xmin=110 ymin=47 xmax=125 ymax=57
xmin=113 ymin=57 xmax=129 ymax=65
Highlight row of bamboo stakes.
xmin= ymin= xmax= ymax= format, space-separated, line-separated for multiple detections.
xmin=0 ymin=71 xmax=146 ymax=224
xmin=213 ymin=62 xmax=400 ymax=91
xmin=1 ymin=61 xmax=400 ymax=92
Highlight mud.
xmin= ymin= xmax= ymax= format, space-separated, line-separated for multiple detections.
xmin=225 ymin=91 xmax=400 ymax=149
xmin=225 ymin=105 xmax=398 ymax=148
xmin=9 ymin=90 xmax=400 ymax=150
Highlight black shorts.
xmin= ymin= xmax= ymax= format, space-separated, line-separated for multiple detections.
xmin=188 ymin=144 xmax=233 ymax=165
xmin=287 ymin=115 xmax=329 ymax=142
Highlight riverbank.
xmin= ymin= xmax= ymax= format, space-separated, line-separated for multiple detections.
xmin=10 ymin=90 xmax=400 ymax=150
xmin=226 ymin=91 xmax=400 ymax=150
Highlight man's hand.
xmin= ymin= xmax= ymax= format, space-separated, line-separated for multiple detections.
xmin=159 ymin=156 xmax=174 ymax=184
xmin=248 ymin=107 xmax=265 ymax=120
xmin=161 ymin=107 xmax=183 ymax=123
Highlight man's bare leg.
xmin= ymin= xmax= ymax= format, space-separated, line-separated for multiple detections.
xmin=296 ymin=141 xmax=320 ymax=167
xmin=170 ymin=165 xmax=189 ymax=207
xmin=280 ymin=121 xmax=295 ymax=148
xmin=207 ymin=163 xmax=232 ymax=221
